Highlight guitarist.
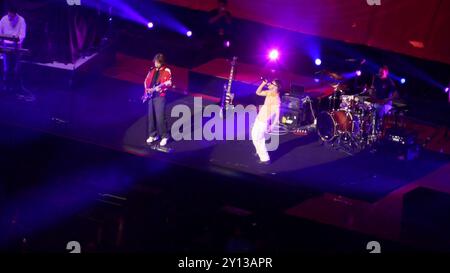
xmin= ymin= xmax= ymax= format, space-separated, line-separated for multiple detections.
xmin=144 ymin=53 xmax=172 ymax=147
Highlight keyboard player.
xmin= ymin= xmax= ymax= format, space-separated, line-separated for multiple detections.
xmin=0 ymin=3 xmax=26 ymax=93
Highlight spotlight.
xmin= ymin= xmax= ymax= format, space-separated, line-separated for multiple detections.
xmin=315 ymin=58 xmax=322 ymax=66
xmin=224 ymin=40 xmax=231 ymax=48
xmin=400 ymin=78 xmax=406 ymax=84
xmin=268 ymin=49 xmax=279 ymax=61
xmin=147 ymin=22 xmax=154 ymax=29
xmin=314 ymin=78 xmax=320 ymax=83
xmin=109 ymin=17 xmax=113 ymax=22
xmin=445 ymin=87 xmax=449 ymax=93
xmin=356 ymin=70 xmax=362 ymax=77
xmin=186 ymin=31 xmax=192 ymax=37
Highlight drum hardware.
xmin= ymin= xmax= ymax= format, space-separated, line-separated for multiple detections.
xmin=382 ymin=99 xmax=408 ymax=135
xmin=380 ymin=102 xmax=417 ymax=160
xmin=317 ymin=91 xmax=385 ymax=154
xmin=313 ymin=69 xmax=408 ymax=155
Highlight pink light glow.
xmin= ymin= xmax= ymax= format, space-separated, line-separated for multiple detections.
xmin=268 ymin=49 xmax=280 ymax=61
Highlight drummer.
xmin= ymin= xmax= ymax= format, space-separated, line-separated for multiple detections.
xmin=369 ymin=65 xmax=398 ymax=127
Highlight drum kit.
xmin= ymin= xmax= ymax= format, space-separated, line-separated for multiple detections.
xmin=315 ymin=72 xmax=383 ymax=154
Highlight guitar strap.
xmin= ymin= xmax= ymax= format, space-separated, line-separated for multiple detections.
xmin=150 ymin=68 xmax=160 ymax=88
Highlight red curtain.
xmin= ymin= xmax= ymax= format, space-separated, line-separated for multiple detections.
xmin=158 ymin=0 xmax=450 ymax=64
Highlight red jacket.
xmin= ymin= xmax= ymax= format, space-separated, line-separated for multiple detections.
xmin=144 ymin=65 xmax=173 ymax=97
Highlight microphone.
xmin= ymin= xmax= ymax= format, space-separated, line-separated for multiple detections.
xmin=260 ymin=77 xmax=270 ymax=86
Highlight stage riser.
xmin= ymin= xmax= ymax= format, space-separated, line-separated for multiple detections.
xmin=21 ymin=46 xmax=115 ymax=90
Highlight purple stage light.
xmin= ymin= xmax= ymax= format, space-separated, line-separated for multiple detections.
xmin=147 ymin=22 xmax=154 ymax=29
xmin=400 ymin=78 xmax=406 ymax=84
xmin=268 ymin=49 xmax=279 ymax=61
xmin=315 ymin=58 xmax=322 ymax=66
xmin=314 ymin=78 xmax=320 ymax=83
xmin=445 ymin=87 xmax=449 ymax=93
xmin=224 ymin=40 xmax=231 ymax=48
xmin=356 ymin=70 xmax=362 ymax=77
xmin=186 ymin=30 xmax=192 ymax=37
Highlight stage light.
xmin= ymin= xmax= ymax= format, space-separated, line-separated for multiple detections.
xmin=109 ymin=17 xmax=113 ymax=22
xmin=268 ymin=49 xmax=279 ymax=61
xmin=224 ymin=40 xmax=230 ymax=48
xmin=356 ymin=70 xmax=362 ymax=77
xmin=400 ymin=78 xmax=406 ymax=84
xmin=445 ymin=87 xmax=449 ymax=93
xmin=314 ymin=78 xmax=320 ymax=83
xmin=147 ymin=22 xmax=154 ymax=29
xmin=315 ymin=58 xmax=322 ymax=66
xmin=186 ymin=30 xmax=192 ymax=37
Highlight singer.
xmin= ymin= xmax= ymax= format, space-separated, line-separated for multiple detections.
xmin=251 ymin=78 xmax=282 ymax=164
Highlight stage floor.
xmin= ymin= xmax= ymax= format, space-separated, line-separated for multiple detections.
xmin=1 ymin=66 xmax=449 ymax=251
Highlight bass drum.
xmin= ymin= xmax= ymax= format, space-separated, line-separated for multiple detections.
xmin=317 ymin=110 xmax=354 ymax=141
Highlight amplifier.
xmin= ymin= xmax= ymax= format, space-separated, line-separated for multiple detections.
xmin=280 ymin=108 xmax=300 ymax=129
xmin=281 ymin=94 xmax=306 ymax=110
xmin=384 ymin=128 xmax=417 ymax=145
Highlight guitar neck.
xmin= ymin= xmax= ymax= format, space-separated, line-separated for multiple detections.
xmin=226 ymin=70 xmax=234 ymax=94
xmin=226 ymin=58 xmax=237 ymax=94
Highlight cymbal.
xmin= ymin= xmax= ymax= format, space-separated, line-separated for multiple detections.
xmin=331 ymin=82 xmax=347 ymax=90
xmin=315 ymin=70 xmax=344 ymax=81
xmin=356 ymin=95 xmax=371 ymax=100
xmin=392 ymin=100 xmax=407 ymax=107
xmin=327 ymin=72 xmax=343 ymax=81
xmin=363 ymin=97 xmax=407 ymax=107
xmin=364 ymin=97 xmax=386 ymax=104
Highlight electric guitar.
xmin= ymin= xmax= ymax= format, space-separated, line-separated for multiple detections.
xmin=141 ymin=80 xmax=171 ymax=103
xmin=221 ymin=56 xmax=238 ymax=114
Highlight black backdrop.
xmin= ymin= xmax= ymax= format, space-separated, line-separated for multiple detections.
xmin=2 ymin=0 xmax=109 ymax=64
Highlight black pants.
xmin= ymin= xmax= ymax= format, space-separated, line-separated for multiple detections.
xmin=148 ymin=96 xmax=168 ymax=138
xmin=2 ymin=53 xmax=20 ymax=92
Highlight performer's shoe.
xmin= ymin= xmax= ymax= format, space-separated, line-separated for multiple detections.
xmin=258 ymin=159 xmax=271 ymax=165
xmin=146 ymin=136 xmax=159 ymax=144
xmin=159 ymin=137 xmax=169 ymax=147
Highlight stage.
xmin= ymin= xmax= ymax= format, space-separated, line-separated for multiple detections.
xmin=1 ymin=67 xmax=449 ymax=251
xmin=1 ymin=0 xmax=450 ymax=254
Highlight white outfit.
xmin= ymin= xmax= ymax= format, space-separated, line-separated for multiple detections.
xmin=251 ymin=94 xmax=280 ymax=162
xmin=0 ymin=14 xmax=27 ymax=46
xmin=252 ymin=120 xmax=271 ymax=162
